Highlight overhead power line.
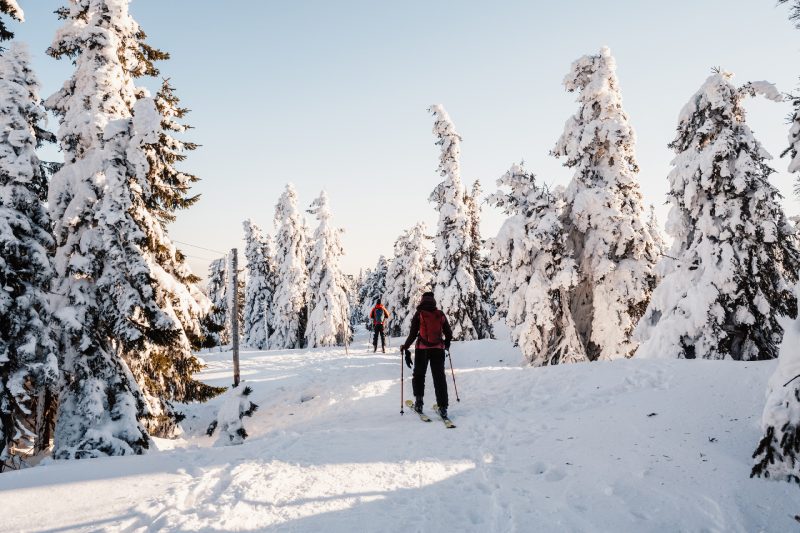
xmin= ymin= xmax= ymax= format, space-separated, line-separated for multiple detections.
xmin=172 ymin=239 xmax=227 ymax=256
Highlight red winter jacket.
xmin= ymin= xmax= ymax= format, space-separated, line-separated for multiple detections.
xmin=370 ymin=304 xmax=390 ymax=325
xmin=402 ymin=300 xmax=453 ymax=350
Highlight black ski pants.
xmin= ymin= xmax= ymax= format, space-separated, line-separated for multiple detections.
xmin=373 ymin=323 xmax=386 ymax=349
xmin=412 ymin=348 xmax=448 ymax=409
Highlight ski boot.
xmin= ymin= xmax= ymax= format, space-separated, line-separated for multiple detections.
xmin=414 ymin=397 xmax=424 ymax=414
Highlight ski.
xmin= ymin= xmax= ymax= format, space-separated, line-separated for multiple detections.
xmin=405 ymin=400 xmax=432 ymax=422
xmin=432 ymin=404 xmax=456 ymax=428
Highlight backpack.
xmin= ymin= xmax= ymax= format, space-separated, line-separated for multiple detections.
xmin=373 ymin=307 xmax=385 ymax=324
xmin=418 ymin=310 xmax=444 ymax=347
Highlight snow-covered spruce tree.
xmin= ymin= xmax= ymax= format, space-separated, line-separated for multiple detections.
xmin=45 ymin=0 xmax=165 ymax=459
xmin=646 ymin=205 xmax=667 ymax=259
xmin=636 ymin=73 xmax=799 ymax=361
xmin=242 ymin=220 xmax=275 ymax=350
xmin=202 ymin=257 xmax=229 ymax=349
xmin=145 ymin=79 xmax=210 ymax=353
xmin=384 ymin=223 xmax=432 ymax=337
xmin=354 ymin=268 xmax=371 ymax=327
xmin=465 ymin=180 xmax=497 ymax=319
xmin=115 ymin=98 xmax=223 ymax=437
xmin=752 ymin=325 xmax=800 ymax=483
xmin=305 ymin=191 xmax=351 ymax=347
xmin=0 ymin=1 xmax=23 ymax=44
xmin=490 ymin=163 xmax=585 ymax=366
xmin=343 ymin=273 xmax=359 ymax=327
xmin=360 ymin=255 xmax=389 ymax=326
xmin=428 ymin=105 xmax=492 ymax=340
xmin=752 ymin=2 xmax=800 ymax=477
xmin=0 ymin=43 xmax=60 ymax=468
xmin=270 ymin=183 xmax=309 ymax=349
xmin=551 ymin=47 xmax=660 ymax=361
xmin=45 ymin=0 xmax=214 ymax=455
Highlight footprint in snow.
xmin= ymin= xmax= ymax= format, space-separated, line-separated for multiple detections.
xmin=544 ymin=467 xmax=566 ymax=482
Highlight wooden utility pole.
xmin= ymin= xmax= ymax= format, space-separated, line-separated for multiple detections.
xmin=341 ymin=304 xmax=350 ymax=357
xmin=230 ymin=248 xmax=240 ymax=387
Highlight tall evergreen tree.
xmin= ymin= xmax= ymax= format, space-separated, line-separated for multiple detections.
xmin=490 ymin=163 xmax=585 ymax=366
xmin=465 ymin=180 xmax=496 ymax=320
xmin=46 ymin=1 xmax=216 ymax=455
xmin=145 ymin=79 xmax=210 ymax=353
xmin=116 ymin=98 xmax=223 ymax=437
xmin=242 ymin=220 xmax=275 ymax=350
xmin=384 ymin=223 xmax=433 ymax=337
xmin=551 ymin=47 xmax=660 ymax=361
xmin=202 ymin=257 xmax=229 ymax=349
xmin=270 ymin=184 xmax=309 ymax=349
xmin=428 ymin=104 xmax=492 ymax=340
xmin=305 ymin=191 xmax=351 ymax=347
xmin=752 ymin=4 xmax=800 ymax=481
xmin=46 ymin=0 xmax=162 ymax=459
xmin=636 ymin=73 xmax=799 ymax=361
xmin=0 ymin=43 xmax=59 ymax=468
xmin=355 ymin=267 xmax=372 ymax=328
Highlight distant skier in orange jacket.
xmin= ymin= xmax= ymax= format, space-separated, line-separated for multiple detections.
xmin=370 ymin=299 xmax=390 ymax=353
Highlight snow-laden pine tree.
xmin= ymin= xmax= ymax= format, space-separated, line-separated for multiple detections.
xmin=0 ymin=43 xmax=60 ymax=468
xmin=45 ymin=0 xmax=164 ymax=459
xmin=465 ymin=180 xmax=497 ymax=320
xmin=355 ymin=268 xmax=371 ymax=327
xmin=305 ymin=191 xmax=351 ymax=347
xmin=490 ymin=163 xmax=585 ymax=366
xmin=646 ymin=205 xmax=667 ymax=259
xmin=636 ymin=73 xmax=799 ymax=361
xmin=752 ymin=4 xmax=800 ymax=476
xmin=115 ymin=98 xmax=223 ymax=437
xmin=0 ymin=1 xmax=23 ymax=44
xmin=242 ymin=220 xmax=275 ymax=350
xmin=270 ymin=184 xmax=309 ymax=349
xmin=360 ymin=256 xmax=389 ymax=325
xmin=428 ymin=104 xmax=492 ymax=340
xmin=752 ymin=315 xmax=800 ymax=483
xmin=343 ymin=273 xmax=359 ymax=327
xmin=384 ymin=224 xmax=432 ymax=337
xmin=47 ymin=2 xmax=218 ymax=453
xmin=551 ymin=47 xmax=660 ymax=361
xmin=202 ymin=257 xmax=229 ymax=349
xmin=145 ymin=79 xmax=210 ymax=353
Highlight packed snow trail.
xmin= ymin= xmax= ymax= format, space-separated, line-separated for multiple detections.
xmin=1 ymin=330 xmax=798 ymax=532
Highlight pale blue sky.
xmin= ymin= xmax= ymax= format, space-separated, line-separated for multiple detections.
xmin=14 ymin=1 xmax=800 ymax=276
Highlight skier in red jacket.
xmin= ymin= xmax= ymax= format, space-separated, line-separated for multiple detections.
xmin=400 ymin=292 xmax=453 ymax=418
xmin=370 ymin=299 xmax=390 ymax=353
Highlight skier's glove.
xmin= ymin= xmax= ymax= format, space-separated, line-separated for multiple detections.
xmin=444 ymin=340 xmax=451 ymax=351
xmin=404 ymin=349 xmax=413 ymax=369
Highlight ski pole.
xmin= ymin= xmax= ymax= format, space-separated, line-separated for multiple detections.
xmin=447 ymin=350 xmax=460 ymax=402
xmin=400 ymin=348 xmax=405 ymax=415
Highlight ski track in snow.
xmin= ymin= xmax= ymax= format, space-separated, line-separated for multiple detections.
xmin=1 ymin=330 xmax=798 ymax=532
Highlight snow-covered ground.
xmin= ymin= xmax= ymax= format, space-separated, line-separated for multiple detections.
xmin=1 ymin=331 xmax=797 ymax=532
